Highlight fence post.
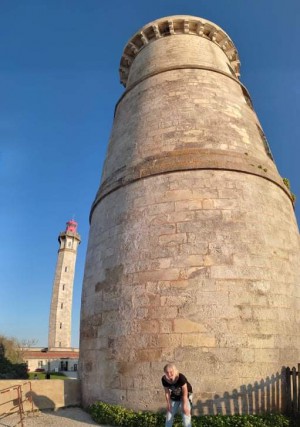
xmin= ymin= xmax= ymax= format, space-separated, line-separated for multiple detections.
xmin=286 ymin=367 xmax=291 ymax=414
xmin=16 ymin=385 xmax=24 ymax=427
xmin=298 ymin=364 xmax=300 ymax=415
xmin=292 ymin=367 xmax=297 ymax=415
xmin=23 ymin=381 xmax=34 ymax=414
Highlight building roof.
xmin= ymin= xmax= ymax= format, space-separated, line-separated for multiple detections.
xmin=23 ymin=350 xmax=79 ymax=359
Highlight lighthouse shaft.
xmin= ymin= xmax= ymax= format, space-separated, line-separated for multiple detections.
xmin=48 ymin=221 xmax=81 ymax=349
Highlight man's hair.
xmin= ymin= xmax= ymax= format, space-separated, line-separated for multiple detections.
xmin=163 ymin=363 xmax=178 ymax=374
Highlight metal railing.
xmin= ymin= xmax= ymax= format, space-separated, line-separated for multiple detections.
xmin=0 ymin=381 xmax=34 ymax=427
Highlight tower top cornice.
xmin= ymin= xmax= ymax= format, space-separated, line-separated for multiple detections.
xmin=58 ymin=230 xmax=81 ymax=242
xmin=119 ymin=15 xmax=240 ymax=87
xmin=58 ymin=219 xmax=81 ymax=244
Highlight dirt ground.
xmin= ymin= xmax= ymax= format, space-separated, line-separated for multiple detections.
xmin=0 ymin=407 xmax=112 ymax=427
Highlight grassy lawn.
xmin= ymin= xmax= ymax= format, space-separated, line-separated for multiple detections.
xmin=28 ymin=372 xmax=70 ymax=380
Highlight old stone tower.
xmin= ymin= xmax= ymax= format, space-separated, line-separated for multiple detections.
xmin=48 ymin=219 xmax=81 ymax=348
xmin=80 ymin=16 xmax=300 ymax=413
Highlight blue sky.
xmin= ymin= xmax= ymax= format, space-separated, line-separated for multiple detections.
xmin=0 ymin=0 xmax=299 ymax=348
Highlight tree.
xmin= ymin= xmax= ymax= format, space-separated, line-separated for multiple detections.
xmin=0 ymin=335 xmax=28 ymax=379
xmin=0 ymin=335 xmax=23 ymax=363
xmin=20 ymin=338 xmax=39 ymax=348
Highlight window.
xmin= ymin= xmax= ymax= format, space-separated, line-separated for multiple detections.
xmin=62 ymin=284 xmax=65 ymax=290
xmin=38 ymin=361 xmax=43 ymax=368
xmin=59 ymin=342 xmax=61 ymax=347
xmin=240 ymin=86 xmax=253 ymax=110
xmin=64 ymin=266 xmax=68 ymax=272
xmin=256 ymin=124 xmax=274 ymax=161
xmin=61 ymin=303 xmax=63 ymax=309
xmin=60 ymin=323 xmax=62 ymax=329
xmin=68 ymin=241 xmax=71 ymax=247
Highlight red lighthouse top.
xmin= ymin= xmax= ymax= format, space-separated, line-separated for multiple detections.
xmin=66 ymin=219 xmax=78 ymax=233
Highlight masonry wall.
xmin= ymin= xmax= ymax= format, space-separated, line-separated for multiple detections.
xmin=81 ymin=171 xmax=299 ymax=413
xmin=0 ymin=380 xmax=81 ymax=415
xmin=80 ymin=16 xmax=300 ymax=414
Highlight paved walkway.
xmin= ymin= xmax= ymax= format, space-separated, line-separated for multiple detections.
xmin=62 ymin=371 xmax=78 ymax=379
xmin=0 ymin=407 xmax=112 ymax=427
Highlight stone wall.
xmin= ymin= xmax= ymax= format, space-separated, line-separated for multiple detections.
xmin=0 ymin=380 xmax=81 ymax=415
xmin=81 ymin=170 xmax=299 ymax=413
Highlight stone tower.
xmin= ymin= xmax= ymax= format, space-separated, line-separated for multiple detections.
xmin=48 ymin=219 xmax=81 ymax=348
xmin=80 ymin=16 xmax=300 ymax=413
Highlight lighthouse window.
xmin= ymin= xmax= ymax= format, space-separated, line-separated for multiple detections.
xmin=62 ymin=284 xmax=65 ymax=290
xmin=68 ymin=242 xmax=71 ymax=247
xmin=61 ymin=303 xmax=63 ymax=309
xmin=60 ymin=323 xmax=62 ymax=329
xmin=65 ymin=267 xmax=68 ymax=272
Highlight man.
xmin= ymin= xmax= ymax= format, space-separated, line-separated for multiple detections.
xmin=161 ymin=363 xmax=193 ymax=427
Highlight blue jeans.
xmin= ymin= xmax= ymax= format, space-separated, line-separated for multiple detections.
xmin=165 ymin=398 xmax=192 ymax=427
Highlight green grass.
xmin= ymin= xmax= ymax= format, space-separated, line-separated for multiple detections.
xmin=28 ymin=372 xmax=70 ymax=380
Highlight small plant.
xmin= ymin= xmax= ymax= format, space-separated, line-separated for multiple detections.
xmin=88 ymin=401 xmax=293 ymax=427
xmin=283 ymin=178 xmax=296 ymax=205
xmin=283 ymin=178 xmax=291 ymax=190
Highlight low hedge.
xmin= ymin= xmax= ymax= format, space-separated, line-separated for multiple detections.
xmin=88 ymin=401 xmax=294 ymax=427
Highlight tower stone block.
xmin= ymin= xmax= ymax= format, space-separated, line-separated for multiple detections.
xmin=80 ymin=16 xmax=300 ymax=413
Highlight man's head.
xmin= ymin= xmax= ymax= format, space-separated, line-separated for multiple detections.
xmin=163 ymin=363 xmax=179 ymax=381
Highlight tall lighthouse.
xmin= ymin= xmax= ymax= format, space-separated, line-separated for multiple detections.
xmin=80 ymin=16 xmax=300 ymax=413
xmin=48 ymin=219 xmax=81 ymax=349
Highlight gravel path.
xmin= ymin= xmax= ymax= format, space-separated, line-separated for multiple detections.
xmin=0 ymin=407 xmax=112 ymax=427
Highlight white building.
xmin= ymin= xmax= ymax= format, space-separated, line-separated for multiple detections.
xmin=23 ymin=347 xmax=79 ymax=373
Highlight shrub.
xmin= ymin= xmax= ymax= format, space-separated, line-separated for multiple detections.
xmin=0 ymin=343 xmax=28 ymax=379
xmin=88 ymin=401 xmax=293 ymax=427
